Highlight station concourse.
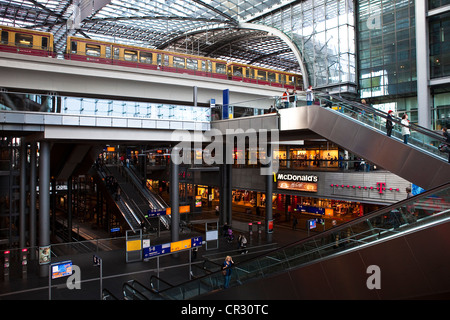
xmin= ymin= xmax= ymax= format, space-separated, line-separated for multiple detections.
xmin=0 ymin=0 xmax=450 ymax=305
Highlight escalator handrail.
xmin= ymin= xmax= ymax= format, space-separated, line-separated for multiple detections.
xmin=149 ymin=275 xmax=175 ymax=292
xmin=154 ymin=181 xmax=450 ymax=298
xmin=319 ymin=93 xmax=449 ymax=145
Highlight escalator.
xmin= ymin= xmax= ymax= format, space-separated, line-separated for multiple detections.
xmin=94 ymin=166 xmax=142 ymax=232
xmin=124 ymin=164 xmax=171 ymax=230
xmin=277 ymin=94 xmax=450 ymax=190
xmin=142 ymin=182 xmax=450 ymax=300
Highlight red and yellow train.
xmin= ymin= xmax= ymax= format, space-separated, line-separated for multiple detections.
xmin=0 ymin=25 xmax=303 ymax=90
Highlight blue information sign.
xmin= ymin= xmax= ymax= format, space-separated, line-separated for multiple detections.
xmin=147 ymin=209 xmax=167 ymax=217
xmin=143 ymin=237 xmax=203 ymax=259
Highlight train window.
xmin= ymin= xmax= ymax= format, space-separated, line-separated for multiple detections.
xmin=114 ymin=47 xmax=120 ymax=59
xmin=202 ymin=60 xmax=211 ymax=71
xmin=41 ymin=37 xmax=48 ymax=50
xmin=186 ymin=58 xmax=197 ymax=70
xmin=247 ymin=68 xmax=254 ymax=79
xmin=163 ymin=55 xmax=170 ymax=66
xmin=233 ymin=66 xmax=243 ymax=77
xmin=124 ymin=50 xmax=137 ymax=61
xmin=257 ymin=70 xmax=267 ymax=81
xmin=105 ymin=46 xmax=111 ymax=59
xmin=86 ymin=44 xmax=101 ymax=57
xmin=71 ymin=41 xmax=78 ymax=53
xmin=15 ymin=33 xmax=33 ymax=47
xmin=140 ymin=52 xmax=152 ymax=64
xmin=268 ymin=72 xmax=276 ymax=82
xmin=173 ymin=56 xmax=185 ymax=68
xmin=216 ymin=63 xmax=226 ymax=74
xmin=1 ymin=31 xmax=8 ymax=44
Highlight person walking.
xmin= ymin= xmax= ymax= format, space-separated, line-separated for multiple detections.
xmin=401 ymin=113 xmax=410 ymax=144
xmin=222 ymin=256 xmax=234 ymax=289
xmin=386 ymin=110 xmax=394 ymax=137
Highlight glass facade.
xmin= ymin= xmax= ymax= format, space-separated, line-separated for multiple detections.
xmin=357 ymin=0 xmax=416 ymax=100
xmin=254 ymin=0 xmax=357 ymax=92
xmin=429 ymin=12 xmax=450 ymax=79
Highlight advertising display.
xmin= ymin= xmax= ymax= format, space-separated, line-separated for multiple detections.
xmin=276 ymin=173 xmax=318 ymax=193
xmin=277 ymin=180 xmax=318 ymax=192
xmin=51 ymin=260 xmax=73 ymax=279
xmin=39 ymin=246 xmax=51 ymax=265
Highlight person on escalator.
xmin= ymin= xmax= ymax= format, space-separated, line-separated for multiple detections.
xmin=441 ymin=127 xmax=450 ymax=163
xmin=386 ymin=110 xmax=394 ymax=137
xmin=401 ymin=114 xmax=410 ymax=144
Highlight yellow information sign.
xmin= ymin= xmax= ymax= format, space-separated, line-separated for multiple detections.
xmin=170 ymin=239 xmax=191 ymax=253
xmin=165 ymin=205 xmax=190 ymax=215
xmin=126 ymin=239 xmax=142 ymax=252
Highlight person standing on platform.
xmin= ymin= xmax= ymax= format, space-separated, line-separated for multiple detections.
xmin=282 ymin=89 xmax=289 ymax=109
xmin=386 ymin=110 xmax=394 ymax=137
xmin=222 ymin=256 xmax=234 ymax=289
xmin=401 ymin=113 xmax=410 ymax=144
xmin=306 ymin=85 xmax=314 ymax=105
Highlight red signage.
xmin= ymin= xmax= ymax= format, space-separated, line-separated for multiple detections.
xmin=330 ymin=182 xmax=400 ymax=194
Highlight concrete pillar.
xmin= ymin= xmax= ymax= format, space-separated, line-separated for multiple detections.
xmin=19 ymin=139 xmax=27 ymax=249
xmin=170 ymin=157 xmax=179 ymax=243
xmin=415 ymin=0 xmax=431 ymax=128
xmin=39 ymin=141 xmax=51 ymax=277
xmin=29 ymin=142 xmax=37 ymax=260
xmin=265 ymin=144 xmax=273 ymax=241
xmin=67 ymin=176 xmax=72 ymax=242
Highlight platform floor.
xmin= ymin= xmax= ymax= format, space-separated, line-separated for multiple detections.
xmin=0 ymin=208 xmax=327 ymax=300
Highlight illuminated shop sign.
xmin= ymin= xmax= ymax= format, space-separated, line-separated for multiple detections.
xmin=276 ymin=173 xmax=318 ymax=183
xmin=330 ymin=182 xmax=400 ymax=194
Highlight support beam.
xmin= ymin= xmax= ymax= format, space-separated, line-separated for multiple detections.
xmin=29 ymin=143 xmax=37 ymax=260
xmin=265 ymin=144 xmax=273 ymax=241
xmin=20 ymin=139 xmax=27 ymax=249
xmin=38 ymin=141 xmax=51 ymax=277
xmin=170 ymin=155 xmax=179 ymax=243
xmin=415 ymin=0 xmax=431 ymax=128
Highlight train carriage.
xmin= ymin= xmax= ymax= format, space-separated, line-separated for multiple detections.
xmin=227 ymin=61 xmax=303 ymax=90
xmin=0 ymin=25 xmax=303 ymax=92
xmin=66 ymin=36 xmax=228 ymax=79
xmin=0 ymin=25 xmax=54 ymax=57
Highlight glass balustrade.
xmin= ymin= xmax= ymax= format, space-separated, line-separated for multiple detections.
xmin=155 ymin=183 xmax=450 ymax=300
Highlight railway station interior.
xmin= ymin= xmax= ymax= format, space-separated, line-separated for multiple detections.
xmin=0 ymin=0 xmax=450 ymax=307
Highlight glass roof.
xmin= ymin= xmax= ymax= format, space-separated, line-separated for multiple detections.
xmin=0 ymin=0 xmax=301 ymax=73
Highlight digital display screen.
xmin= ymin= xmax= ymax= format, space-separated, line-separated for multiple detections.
xmin=51 ymin=261 xmax=73 ymax=279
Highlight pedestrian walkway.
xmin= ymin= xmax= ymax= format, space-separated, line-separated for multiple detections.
xmin=0 ymin=207 xmax=322 ymax=300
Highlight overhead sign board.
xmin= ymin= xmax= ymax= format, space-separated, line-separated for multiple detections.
xmin=143 ymin=237 xmax=203 ymax=260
